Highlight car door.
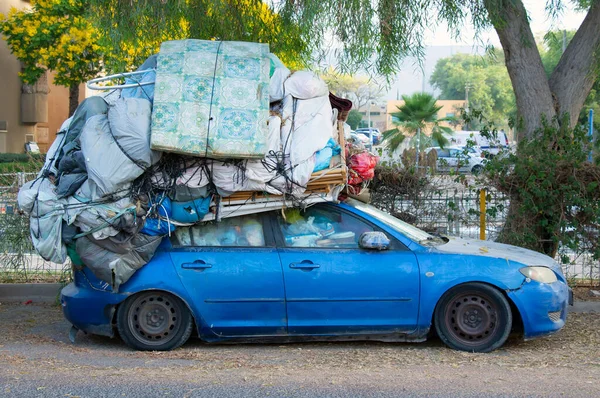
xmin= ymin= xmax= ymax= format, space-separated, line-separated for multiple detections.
xmin=273 ymin=204 xmax=420 ymax=335
xmin=449 ymin=148 xmax=471 ymax=172
xmin=436 ymin=148 xmax=455 ymax=172
xmin=170 ymin=213 xmax=287 ymax=337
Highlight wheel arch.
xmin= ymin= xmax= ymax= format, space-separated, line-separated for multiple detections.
xmin=111 ymin=288 xmax=202 ymax=339
xmin=429 ymin=281 xmax=524 ymax=336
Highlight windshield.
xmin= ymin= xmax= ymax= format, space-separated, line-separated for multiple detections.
xmin=344 ymin=198 xmax=443 ymax=245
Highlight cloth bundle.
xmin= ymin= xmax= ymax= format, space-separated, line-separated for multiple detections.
xmin=18 ymin=40 xmax=352 ymax=290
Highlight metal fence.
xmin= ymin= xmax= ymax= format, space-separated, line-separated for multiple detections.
xmin=385 ymin=182 xmax=599 ymax=285
xmin=0 ymin=172 xmax=598 ymax=284
xmin=0 ymin=172 xmax=71 ymax=283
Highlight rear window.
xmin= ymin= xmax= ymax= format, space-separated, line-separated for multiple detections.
xmin=172 ymin=214 xmax=265 ymax=247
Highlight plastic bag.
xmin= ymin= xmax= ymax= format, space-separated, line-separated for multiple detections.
xmin=81 ymin=98 xmax=155 ymax=196
xmin=171 ymin=196 xmax=211 ymax=224
xmin=76 ymin=233 xmax=162 ymax=291
xmin=284 ymin=71 xmax=328 ymax=99
xmin=17 ymin=178 xmax=54 ymax=215
xmin=269 ymin=53 xmax=291 ymax=102
xmin=313 ymin=138 xmax=341 ymax=172
xmin=121 ymin=54 xmax=157 ymax=103
xmin=349 ymin=152 xmax=379 ymax=180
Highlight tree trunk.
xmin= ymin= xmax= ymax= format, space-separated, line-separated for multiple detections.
xmin=483 ymin=0 xmax=556 ymax=141
xmin=549 ymin=2 xmax=600 ymax=127
xmin=481 ymin=1 xmax=600 ymax=257
xmin=68 ymin=84 xmax=79 ymax=117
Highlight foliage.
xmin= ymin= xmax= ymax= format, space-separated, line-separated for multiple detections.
xmin=88 ymin=0 xmax=308 ymax=73
xmin=485 ymin=116 xmax=600 ymax=259
xmin=430 ymin=52 xmax=515 ymax=129
xmin=346 ymin=109 xmax=363 ymax=130
xmin=0 ymin=0 xmax=103 ymax=87
xmin=321 ymin=68 xmax=385 ymax=110
xmin=0 ymin=153 xmax=45 ymax=164
xmin=383 ymin=93 xmax=454 ymax=153
xmin=369 ymin=165 xmax=431 ymax=222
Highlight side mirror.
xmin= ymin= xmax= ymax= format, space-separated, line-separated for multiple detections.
xmin=358 ymin=231 xmax=390 ymax=251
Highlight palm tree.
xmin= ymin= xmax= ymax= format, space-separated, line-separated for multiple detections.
xmin=382 ymin=93 xmax=455 ymax=168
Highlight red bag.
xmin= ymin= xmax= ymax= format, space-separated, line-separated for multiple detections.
xmin=349 ymin=152 xmax=378 ymax=181
xmin=347 ymin=169 xmax=363 ymax=185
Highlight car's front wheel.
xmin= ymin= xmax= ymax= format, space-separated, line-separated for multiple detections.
xmin=434 ymin=283 xmax=512 ymax=352
xmin=117 ymin=291 xmax=193 ymax=351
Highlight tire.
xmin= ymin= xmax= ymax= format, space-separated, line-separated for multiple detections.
xmin=434 ymin=283 xmax=512 ymax=353
xmin=471 ymin=165 xmax=483 ymax=175
xmin=117 ymin=291 xmax=193 ymax=351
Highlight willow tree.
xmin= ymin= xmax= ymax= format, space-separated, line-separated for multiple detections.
xmin=88 ymin=0 xmax=310 ymax=73
xmin=278 ymin=0 xmax=600 ymax=140
xmin=277 ymin=0 xmax=600 ymax=257
xmin=87 ymin=0 xmax=599 ymax=135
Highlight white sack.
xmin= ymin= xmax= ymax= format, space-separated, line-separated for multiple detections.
xmin=27 ymin=181 xmax=67 ymax=263
xmin=18 ymin=178 xmax=55 ymax=215
xmin=284 ymin=71 xmax=328 ymax=99
xmin=288 ymin=96 xmax=334 ymax=165
xmin=269 ymin=54 xmax=291 ymax=102
xmin=108 ymin=98 xmax=161 ymax=167
xmin=81 ymin=98 xmax=155 ymax=196
xmin=274 ymin=95 xmax=333 ymax=195
xmin=39 ymin=117 xmax=71 ymax=177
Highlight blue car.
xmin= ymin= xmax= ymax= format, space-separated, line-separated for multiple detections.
xmin=61 ymin=198 xmax=572 ymax=353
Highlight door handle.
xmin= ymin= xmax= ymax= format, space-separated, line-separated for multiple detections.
xmin=289 ymin=260 xmax=320 ymax=270
xmin=181 ymin=260 xmax=212 ymax=269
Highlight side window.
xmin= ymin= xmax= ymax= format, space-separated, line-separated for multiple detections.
xmin=449 ymin=149 xmax=460 ymax=158
xmin=278 ymin=206 xmax=374 ymax=248
xmin=173 ymin=214 xmax=266 ymax=247
xmin=437 ymin=149 xmax=450 ymax=158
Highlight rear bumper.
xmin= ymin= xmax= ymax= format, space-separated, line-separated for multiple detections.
xmin=60 ymin=283 xmax=127 ymax=337
xmin=507 ymin=280 xmax=570 ymax=340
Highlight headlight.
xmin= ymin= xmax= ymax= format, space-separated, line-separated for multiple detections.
xmin=520 ymin=266 xmax=558 ymax=284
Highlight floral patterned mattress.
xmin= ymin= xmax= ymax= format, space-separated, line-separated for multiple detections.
xmin=150 ymin=40 xmax=270 ymax=159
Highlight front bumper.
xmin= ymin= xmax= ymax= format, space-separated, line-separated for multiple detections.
xmin=507 ymin=280 xmax=570 ymax=340
xmin=60 ymin=283 xmax=127 ymax=337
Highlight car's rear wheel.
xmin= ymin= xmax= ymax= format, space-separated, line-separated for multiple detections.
xmin=117 ymin=291 xmax=193 ymax=351
xmin=434 ymin=283 xmax=512 ymax=353
xmin=471 ymin=165 xmax=483 ymax=175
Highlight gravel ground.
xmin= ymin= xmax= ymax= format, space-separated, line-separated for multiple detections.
xmin=0 ymin=303 xmax=599 ymax=397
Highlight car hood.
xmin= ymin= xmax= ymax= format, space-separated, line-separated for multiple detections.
xmin=430 ymin=237 xmax=562 ymax=274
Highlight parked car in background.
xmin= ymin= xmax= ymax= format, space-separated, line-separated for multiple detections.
xmin=444 ymin=131 xmax=510 ymax=158
xmin=427 ymin=146 xmax=486 ymax=174
xmin=355 ymin=128 xmax=382 ymax=146
xmin=61 ymin=199 xmax=571 ymax=353
xmin=349 ymin=132 xmax=371 ymax=147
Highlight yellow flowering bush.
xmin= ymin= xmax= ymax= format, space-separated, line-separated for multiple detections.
xmin=0 ymin=0 xmax=103 ymax=87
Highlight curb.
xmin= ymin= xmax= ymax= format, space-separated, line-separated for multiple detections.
xmin=571 ymin=301 xmax=600 ymax=313
xmin=0 ymin=283 xmax=62 ymax=303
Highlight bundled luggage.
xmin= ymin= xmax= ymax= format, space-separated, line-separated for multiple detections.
xmin=18 ymin=39 xmax=376 ymax=290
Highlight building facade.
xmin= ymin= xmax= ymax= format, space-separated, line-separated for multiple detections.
xmin=385 ymin=99 xmax=465 ymax=131
xmin=0 ymin=0 xmax=81 ymax=153
xmin=356 ymin=99 xmax=466 ymax=133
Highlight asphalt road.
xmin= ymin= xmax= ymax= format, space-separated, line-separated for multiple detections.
xmin=1 ymin=303 xmax=599 ymax=398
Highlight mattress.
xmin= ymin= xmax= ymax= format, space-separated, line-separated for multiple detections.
xmin=150 ymin=40 xmax=270 ymax=159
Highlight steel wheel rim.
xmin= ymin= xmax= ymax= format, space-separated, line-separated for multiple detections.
xmin=444 ymin=292 xmax=499 ymax=347
xmin=127 ymin=294 xmax=180 ymax=347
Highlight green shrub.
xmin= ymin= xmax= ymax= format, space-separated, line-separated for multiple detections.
xmin=0 ymin=153 xmax=45 ymax=164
